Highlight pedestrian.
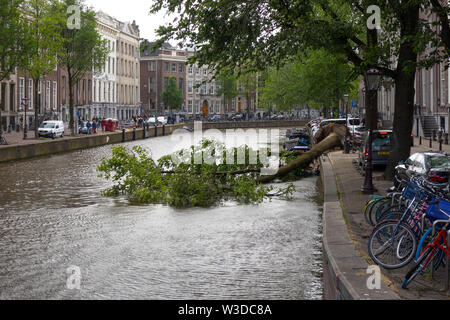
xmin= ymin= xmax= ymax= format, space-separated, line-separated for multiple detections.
xmin=92 ymin=120 xmax=97 ymax=134
xmin=86 ymin=121 xmax=92 ymax=134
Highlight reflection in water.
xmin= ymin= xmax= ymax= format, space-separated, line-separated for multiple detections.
xmin=0 ymin=130 xmax=323 ymax=299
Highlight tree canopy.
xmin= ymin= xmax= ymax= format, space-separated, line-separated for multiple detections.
xmin=162 ymin=76 xmax=184 ymax=111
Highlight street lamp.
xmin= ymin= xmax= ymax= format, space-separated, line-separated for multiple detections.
xmin=22 ymin=98 xmax=29 ymax=140
xmin=343 ymin=94 xmax=350 ymax=153
xmin=362 ymin=68 xmax=382 ymax=194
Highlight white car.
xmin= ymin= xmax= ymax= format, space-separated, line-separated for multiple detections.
xmin=38 ymin=120 xmax=64 ymax=139
xmin=157 ymin=116 xmax=167 ymax=125
xmin=147 ymin=117 xmax=156 ymax=125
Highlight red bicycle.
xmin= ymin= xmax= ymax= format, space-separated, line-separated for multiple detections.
xmin=402 ymin=220 xmax=450 ymax=289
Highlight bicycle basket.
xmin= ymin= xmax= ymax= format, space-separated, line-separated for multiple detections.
xmin=426 ymin=199 xmax=450 ymax=221
xmin=402 ymin=182 xmax=419 ymax=201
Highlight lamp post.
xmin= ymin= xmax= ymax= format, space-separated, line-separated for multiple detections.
xmin=22 ymin=98 xmax=29 ymax=140
xmin=362 ymin=68 xmax=382 ymax=194
xmin=343 ymin=94 xmax=350 ymax=153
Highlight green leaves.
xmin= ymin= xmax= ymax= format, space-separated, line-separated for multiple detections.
xmin=162 ymin=76 xmax=184 ymax=110
xmin=97 ymin=141 xmax=296 ymax=208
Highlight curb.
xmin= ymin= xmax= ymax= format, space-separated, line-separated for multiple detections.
xmin=320 ymin=154 xmax=400 ymax=300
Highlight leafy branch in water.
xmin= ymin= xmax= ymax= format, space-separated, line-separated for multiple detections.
xmin=97 ymin=140 xmax=298 ymax=208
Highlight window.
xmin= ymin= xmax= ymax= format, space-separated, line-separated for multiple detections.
xmin=94 ymin=80 xmax=97 ymax=102
xmin=195 ymin=100 xmax=200 ymax=114
xmin=148 ymin=61 xmax=155 ymax=71
xmin=53 ymin=81 xmax=57 ymax=110
xmin=46 ymin=81 xmax=50 ymax=109
xmin=108 ymin=57 xmax=111 ymax=74
xmin=112 ymin=58 xmax=115 ymax=74
xmin=195 ymin=81 xmax=200 ymax=94
xmin=179 ymin=63 xmax=184 ymax=73
xmin=28 ymin=79 xmax=33 ymax=109
xmin=164 ymin=77 xmax=169 ymax=88
xmin=210 ymin=82 xmax=215 ymax=95
xmin=164 ymin=62 xmax=169 ymax=72
xmin=188 ymin=66 xmax=193 ymax=74
xmin=195 ymin=67 xmax=200 ymax=75
xmin=203 ymin=68 xmax=207 ymax=75
xmin=202 ymin=82 xmax=207 ymax=94
xmin=19 ymin=78 xmax=25 ymax=109
xmin=188 ymin=81 xmax=193 ymax=94
xmin=148 ymin=77 xmax=154 ymax=93
xmin=172 ymin=63 xmax=176 ymax=72
xmin=216 ymin=101 xmax=221 ymax=114
xmin=188 ymin=100 xmax=193 ymax=113
xmin=62 ymin=76 xmax=66 ymax=105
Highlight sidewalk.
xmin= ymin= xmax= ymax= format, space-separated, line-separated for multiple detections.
xmin=0 ymin=128 xmax=128 ymax=148
xmin=326 ymin=147 xmax=450 ymax=300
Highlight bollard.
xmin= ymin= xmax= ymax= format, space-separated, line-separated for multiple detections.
xmin=122 ymin=128 xmax=125 ymax=142
xmin=419 ymin=135 xmax=422 ymax=145
xmin=154 ymin=125 xmax=158 ymax=137
xmin=446 ymin=133 xmax=449 ymax=145
xmin=433 ymin=129 xmax=437 ymax=141
xmin=132 ymin=127 xmax=136 ymax=141
xmin=143 ymin=124 xmax=146 ymax=139
xmin=440 ymin=139 xmax=443 ymax=151
xmin=430 ymin=137 xmax=432 ymax=148
xmin=162 ymin=125 xmax=165 ymax=136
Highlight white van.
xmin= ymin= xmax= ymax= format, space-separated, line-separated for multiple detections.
xmin=38 ymin=120 xmax=65 ymax=139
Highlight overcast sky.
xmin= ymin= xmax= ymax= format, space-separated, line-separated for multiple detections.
xmin=84 ymin=0 xmax=173 ymax=41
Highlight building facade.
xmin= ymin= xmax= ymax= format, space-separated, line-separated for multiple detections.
xmin=0 ymin=70 xmax=18 ymax=132
xmin=115 ymin=20 xmax=141 ymax=120
xmin=140 ymin=41 xmax=187 ymax=115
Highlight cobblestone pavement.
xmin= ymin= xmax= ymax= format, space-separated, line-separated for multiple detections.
xmin=327 ymin=145 xmax=450 ymax=300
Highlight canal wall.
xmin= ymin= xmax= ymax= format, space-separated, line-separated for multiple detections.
xmin=320 ymin=154 xmax=400 ymax=300
xmin=0 ymin=120 xmax=307 ymax=163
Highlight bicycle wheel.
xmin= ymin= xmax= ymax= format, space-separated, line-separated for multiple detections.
xmin=402 ymin=246 xmax=438 ymax=289
xmin=368 ymin=220 xmax=417 ymax=269
xmin=364 ymin=199 xmax=378 ymax=226
xmin=376 ymin=210 xmax=405 ymax=224
xmin=368 ymin=197 xmax=389 ymax=226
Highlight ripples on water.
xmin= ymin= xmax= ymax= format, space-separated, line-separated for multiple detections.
xmin=0 ymin=130 xmax=323 ymax=300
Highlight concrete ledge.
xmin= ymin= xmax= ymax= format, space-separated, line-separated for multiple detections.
xmin=320 ymin=155 xmax=400 ymax=300
xmin=0 ymin=123 xmax=187 ymax=163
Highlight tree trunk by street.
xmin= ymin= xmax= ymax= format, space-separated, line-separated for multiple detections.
xmin=257 ymin=129 xmax=344 ymax=184
xmin=384 ymin=5 xmax=420 ymax=180
xmin=33 ymin=78 xmax=39 ymax=139
xmin=68 ymin=69 xmax=75 ymax=136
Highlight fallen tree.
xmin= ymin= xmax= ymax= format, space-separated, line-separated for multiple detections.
xmin=258 ymin=124 xmax=345 ymax=184
xmin=97 ymin=124 xmax=346 ymax=207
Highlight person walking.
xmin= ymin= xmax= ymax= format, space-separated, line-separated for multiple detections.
xmin=86 ymin=121 xmax=92 ymax=134
xmin=92 ymin=120 xmax=97 ymax=134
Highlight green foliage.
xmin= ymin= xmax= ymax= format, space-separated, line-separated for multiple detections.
xmin=56 ymin=0 xmax=110 ymax=132
xmin=0 ymin=0 xmax=31 ymax=82
xmin=97 ymin=141 xmax=295 ymax=208
xmin=161 ymin=76 xmax=184 ymax=111
xmin=260 ymin=49 xmax=356 ymax=111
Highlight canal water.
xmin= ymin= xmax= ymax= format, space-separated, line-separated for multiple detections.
xmin=0 ymin=129 xmax=323 ymax=300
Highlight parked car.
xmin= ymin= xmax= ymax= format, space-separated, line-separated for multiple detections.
xmin=395 ymin=152 xmax=450 ymax=185
xmin=157 ymin=116 xmax=167 ymax=125
xmin=352 ymin=126 xmax=366 ymax=142
xmin=210 ymin=115 xmax=221 ymax=122
xmin=38 ymin=120 xmax=64 ymax=139
xmin=311 ymin=118 xmax=347 ymax=138
xmin=230 ymin=113 xmax=244 ymax=121
xmin=358 ymin=130 xmax=394 ymax=168
xmin=147 ymin=117 xmax=156 ymax=126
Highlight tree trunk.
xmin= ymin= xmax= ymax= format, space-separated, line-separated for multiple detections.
xmin=257 ymin=131 xmax=343 ymax=184
xmin=33 ymin=78 xmax=39 ymax=139
xmin=68 ymin=70 xmax=75 ymax=136
xmin=384 ymin=5 xmax=420 ymax=180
